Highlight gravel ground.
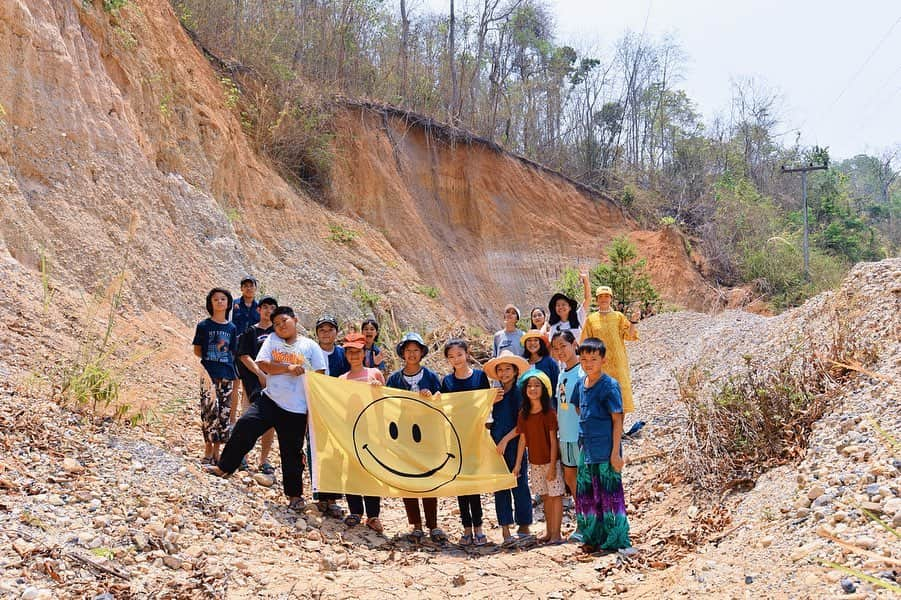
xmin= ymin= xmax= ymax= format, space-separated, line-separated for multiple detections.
xmin=1 ymin=259 xmax=898 ymax=599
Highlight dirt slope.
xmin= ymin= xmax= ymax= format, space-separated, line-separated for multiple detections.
xmin=328 ymin=104 xmax=716 ymax=322
xmin=0 ymin=0 xmax=447 ymax=331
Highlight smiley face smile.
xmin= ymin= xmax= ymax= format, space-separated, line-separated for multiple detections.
xmin=361 ymin=444 xmax=455 ymax=478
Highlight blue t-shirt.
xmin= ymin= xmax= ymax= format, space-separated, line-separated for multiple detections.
xmin=440 ymin=369 xmax=490 ymax=393
xmin=489 ymin=386 xmax=521 ymax=444
xmin=385 ymin=367 xmax=442 ymax=393
xmin=556 ymin=363 xmax=585 ymax=443
xmin=324 ymin=345 xmax=350 ymax=378
xmin=231 ymin=298 xmax=259 ymax=337
xmin=572 ymin=374 xmax=623 ymax=464
xmin=530 ymin=355 xmax=560 ymax=407
xmin=192 ymin=318 xmax=238 ymax=380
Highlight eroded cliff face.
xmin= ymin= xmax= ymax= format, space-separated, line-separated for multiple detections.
xmin=0 ymin=0 xmax=713 ymax=346
xmin=328 ymin=106 xmax=716 ymax=322
xmin=0 ymin=0 xmax=447 ymax=331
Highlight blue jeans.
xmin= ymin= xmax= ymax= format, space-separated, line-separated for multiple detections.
xmin=494 ymin=443 xmax=533 ymax=527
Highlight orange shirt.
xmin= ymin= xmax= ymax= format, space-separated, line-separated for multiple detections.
xmin=516 ymin=410 xmax=558 ymax=465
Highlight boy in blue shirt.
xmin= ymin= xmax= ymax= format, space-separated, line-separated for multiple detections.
xmin=570 ymin=337 xmax=631 ymax=553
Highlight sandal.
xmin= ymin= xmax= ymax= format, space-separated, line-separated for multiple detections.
xmin=429 ymin=528 xmax=448 ymax=544
xmin=344 ymin=514 xmax=362 ymax=527
xmin=258 ymin=462 xmax=275 ymax=475
xmin=200 ymin=457 xmax=215 ymax=466
xmin=406 ymin=528 xmax=425 ymax=543
xmin=474 ymin=533 xmax=488 ymax=546
xmin=459 ymin=533 xmax=474 ymax=546
xmin=288 ymin=497 xmax=306 ymax=512
xmin=366 ymin=517 xmax=384 ymax=534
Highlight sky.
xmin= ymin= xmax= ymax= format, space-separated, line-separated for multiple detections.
xmin=417 ymin=0 xmax=901 ymax=161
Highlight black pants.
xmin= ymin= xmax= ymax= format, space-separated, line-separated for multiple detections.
xmin=346 ymin=494 xmax=381 ymax=518
xmin=218 ymin=394 xmax=306 ymax=499
xmin=457 ymin=494 xmax=483 ymax=528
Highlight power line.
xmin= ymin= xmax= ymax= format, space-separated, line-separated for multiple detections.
xmin=826 ymin=14 xmax=901 ymax=114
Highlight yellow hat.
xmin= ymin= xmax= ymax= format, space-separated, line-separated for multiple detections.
xmin=520 ymin=329 xmax=549 ymax=347
xmin=595 ymin=285 xmax=613 ymax=297
xmin=484 ymin=350 xmax=530 ymax=380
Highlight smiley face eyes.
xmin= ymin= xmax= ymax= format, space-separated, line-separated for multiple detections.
xmin=388 ymin=421 xmax=422 ymax=443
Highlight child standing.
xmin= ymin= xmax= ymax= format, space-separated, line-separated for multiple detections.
xmin=340 ymin=332 xmax=385 ymax=533
xmin=484 ymin=350 xmax=533 ymax=544
xmin=547 ymin=268 xmax=592 ymax=341
xmin=550 ymin=330 xmax=585 ymax=540
xmin=521 ymin=330 xmax=559 ymax=407
xmin=493 ymin=304 xmax=524 ymax=357
xmin=570 ymin=338 xmax=631 ymax=553
xmin=361 ymin=318 xmax=388 ymax=375
xmin=312 ymin=314 xmax=348 ymax=518
xmin=205 ymin=306 xmax=327 ymax=511
xmin=385 ymin=332 xmax=446 ymax=543
xmin=579 ymin=285 xmax=639 ymax=413
xmin=192 ymin=288 xmax=239 ymax=465
xmin=440 ymin=339 xmax=490 ymax=546
xmin=316 ymin=315 xmax=350 ymax=378
xmin=512 ymin=369 xmax=565 ymax=544
xmin=235 ymin=295 xmax=278 ymax=474
xmin=529 ymin=307 xmax=550 ymax=335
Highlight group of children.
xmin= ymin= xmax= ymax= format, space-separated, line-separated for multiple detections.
xmin=192 ymin=272 xmax=637 ymax=553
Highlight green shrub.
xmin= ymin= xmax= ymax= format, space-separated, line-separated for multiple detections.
xmin=328 ymin=224 xmax=358 ymax=243
xmin=103 ymin=0 xmax=129 ymax=12
xmin=220 ymin=76 xmax=240 ymax=110
xmin=659 ymin=216 xmax=676 ymax=227
xmin=416 ymin=285 xmax=439 ymax=299
xmin=352 ymin=283 xmax=380 ymax=312
xmin=590 ymin=236 xmax=660 ymax=313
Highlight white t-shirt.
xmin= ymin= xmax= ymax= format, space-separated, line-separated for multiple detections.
xmin=548 ymin=306 xmax=586 ymax=343
xmin=256 ymin=333 xmax=326 ymax=413
xmin=402 ymin=369 xmax=425 ymax=392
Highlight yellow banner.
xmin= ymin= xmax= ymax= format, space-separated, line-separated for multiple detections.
xmin=307 ymin=373 xmax=515 ymax=497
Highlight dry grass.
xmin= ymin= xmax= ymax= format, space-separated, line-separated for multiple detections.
xmin=671 ymin=315 xmax=878 ymax=491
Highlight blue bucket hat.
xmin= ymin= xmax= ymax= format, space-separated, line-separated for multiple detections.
xmin=396 ymin=332 xmax=429 ymax=357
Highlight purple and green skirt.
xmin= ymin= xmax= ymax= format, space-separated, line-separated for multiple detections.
xmin=575 ymin=456 xmax=631 ymax=550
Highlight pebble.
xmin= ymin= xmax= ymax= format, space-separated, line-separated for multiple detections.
xmin=840 ymin=578 xmax=856 ymax=593
xmin=62 ymin=457 xmax=85 ymax=473
xmin=47 ymin=494 xmax=64 ymax=506
xmin=162 ymin=555 xmax=182 ymax=570
xmin=853 ymin=536 xmax=876 ymax=550
xmin=807 ymin=485 xmax=826 ymax=501
xmin=295 ymin=518 xmax=307 ymax=531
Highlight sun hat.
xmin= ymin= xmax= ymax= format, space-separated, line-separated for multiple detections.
xmin=483 ymin=350 xmax=530 ymax=380
xmin=595 ymin=285 xmax=614 ymax=297
xmin=520 ymin=329 xmax=549 ymax=347
xmin=548 ymin=292 xmax=578 ymax=322
xmin=315 ymin=315 xmax=339 ymax=330
xmin=395 ymin=332 xmax=429 ymax=357
xmin=343 ymin=332 xmax=367 ymax=350
xmin=517 ymin=368 xmax=553 ymax=397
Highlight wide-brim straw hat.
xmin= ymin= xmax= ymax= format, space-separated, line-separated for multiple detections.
xmin=484 ymin=350 xmax=530 ymax=380
xmin=520 ymin=329 xmax=549 ymax=347
xmin=517 ymin=368 xmax=553 ymax=397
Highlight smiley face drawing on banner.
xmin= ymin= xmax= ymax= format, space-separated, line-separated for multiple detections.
xmin=352 ymin=395 xmax=463 ymax=493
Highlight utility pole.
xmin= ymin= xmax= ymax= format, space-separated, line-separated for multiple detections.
xmin=781 ymin=162 xmax=827 ymax=280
